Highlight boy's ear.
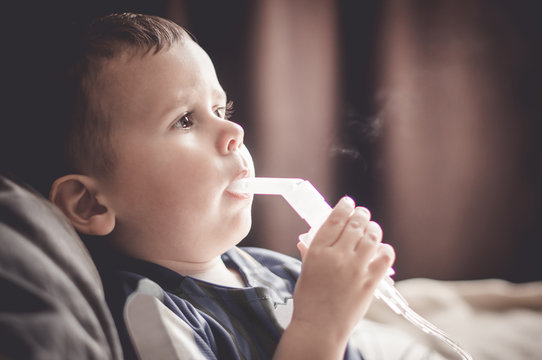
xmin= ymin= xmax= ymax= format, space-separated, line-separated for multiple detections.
xmin=49 ymin=174 xmax=115 ymax=236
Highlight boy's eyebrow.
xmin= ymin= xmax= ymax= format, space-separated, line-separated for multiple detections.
xmin=160 ymin=95 xmax=188 ymax=121
xmin=214 ymin=88 xmax=228 ymax=102
xmin=160 ymin=88 xmax=228 ymax=122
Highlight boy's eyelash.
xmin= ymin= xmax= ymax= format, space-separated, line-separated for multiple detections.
xmin=172 ymin=101 xmax=234 ymax=129
xmin=224 ymin=100 xmax=234 ymax=119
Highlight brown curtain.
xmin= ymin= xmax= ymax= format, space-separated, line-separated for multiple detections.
xmin=250 ymin=0 xmax=339 ymax=256
xmin=377 ymin=0 xmax=540 ymax=280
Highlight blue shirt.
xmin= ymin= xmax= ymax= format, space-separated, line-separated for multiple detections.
xmin=99 ymin=246 xmax=365 ymax=360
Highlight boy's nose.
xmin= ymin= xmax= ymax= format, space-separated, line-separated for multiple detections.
xmin=218 ymin=120 xmax=244 ymax=155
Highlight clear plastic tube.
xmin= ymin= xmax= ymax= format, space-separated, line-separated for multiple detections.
xmin=229 ymin=177 xmax=473 ymax=360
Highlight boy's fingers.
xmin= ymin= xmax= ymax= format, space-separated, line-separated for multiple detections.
xmin=360 ymin=221 xmax=383 ymax=245
xmin=367 ymin=243 xmax=396 ymax=279
xmin=312 ymin=196 xmax=355 ymax=247
xmin=297 ymin=239 xmax=308 ymax=259
xmin=335 ymin=207 xmax=371 ymax=251
xmin=352 ymin=221 xmax=383 ymax=265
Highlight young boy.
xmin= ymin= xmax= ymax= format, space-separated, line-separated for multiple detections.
xmin=49 ymin=13 xmax=440 ymax=359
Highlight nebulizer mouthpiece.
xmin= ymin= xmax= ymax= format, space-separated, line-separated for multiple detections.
xmin=229 ymin=177 xmax=473 ymax=360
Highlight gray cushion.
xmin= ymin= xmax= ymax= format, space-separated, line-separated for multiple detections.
xmin=0 ymin=176 xmax=123 ymax=359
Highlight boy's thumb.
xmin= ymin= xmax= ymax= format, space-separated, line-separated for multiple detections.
xmin=297 ymin=236 xmax=309 ymax=259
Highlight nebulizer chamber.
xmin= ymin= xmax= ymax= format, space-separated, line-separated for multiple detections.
xmin=229 ymin=177 xmax=473 ymax=360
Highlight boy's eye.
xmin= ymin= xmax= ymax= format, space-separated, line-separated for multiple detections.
xmin=215 ymin=100 xmax=235 ymax=119
xmin=172 ymin=114 xmax=193 ymax=129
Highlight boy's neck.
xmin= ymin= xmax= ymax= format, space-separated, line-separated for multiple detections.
xmin=156 ymin=255 xmax=245 ymax=288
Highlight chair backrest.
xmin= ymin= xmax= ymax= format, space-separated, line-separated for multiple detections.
xmin=0 ymin=175 xmax=123 ymax=359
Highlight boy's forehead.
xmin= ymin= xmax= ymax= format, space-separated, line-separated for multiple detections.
xmin=96 ymin=39 xmax=220 ymax=92
xmin=90 ymin=39 xmax=225 ymax=126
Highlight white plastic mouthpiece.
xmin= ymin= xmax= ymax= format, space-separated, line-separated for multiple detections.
xmin=229 ymin=177 xmax=331 ymax=230
xmin=228 ymin=177 xmax=303 ymax=196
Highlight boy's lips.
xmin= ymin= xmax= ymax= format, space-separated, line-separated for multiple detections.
xmin=226 ymin=170 xmax=253 ymax=199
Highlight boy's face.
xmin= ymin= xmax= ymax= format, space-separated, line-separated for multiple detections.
xmin=94 ymin=39 xmax=254 ymax=263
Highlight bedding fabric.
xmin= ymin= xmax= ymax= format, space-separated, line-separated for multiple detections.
xmin=366 ymin=277 xmax=542 ymax=360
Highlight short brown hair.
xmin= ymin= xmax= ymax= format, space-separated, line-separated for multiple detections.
xmin=65 ymin=13 xmax=187 ymax=175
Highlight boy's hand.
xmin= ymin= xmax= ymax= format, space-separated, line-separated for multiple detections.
xmin=291 ymin=196 xmax=395 ymax=346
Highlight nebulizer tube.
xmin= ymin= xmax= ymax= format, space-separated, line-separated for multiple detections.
xmin=228 ymin=177 xmax=473 ymax=360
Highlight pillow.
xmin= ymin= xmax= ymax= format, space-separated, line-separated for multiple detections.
xmin=0 ymin=176 xmax=123 ymax=359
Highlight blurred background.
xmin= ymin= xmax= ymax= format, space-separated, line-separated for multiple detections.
xmin=3 ymin=0 xmax=541 ymax=282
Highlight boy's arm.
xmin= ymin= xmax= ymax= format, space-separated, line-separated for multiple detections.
xmin=273 ymin=197 xmax=395 ymax=360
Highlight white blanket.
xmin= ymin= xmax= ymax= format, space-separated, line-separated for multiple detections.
xmin=365 ymin=278 xmax=542 ymax=359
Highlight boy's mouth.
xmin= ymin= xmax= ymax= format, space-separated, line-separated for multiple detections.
xmin=225 ymin=170 xmax=253 ymax=199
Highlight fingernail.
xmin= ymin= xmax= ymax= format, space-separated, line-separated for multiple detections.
xmin=358 ymin=206 xmax=371 ymax=218
xmin=342 ymin=196 xmax=355 ymax=207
